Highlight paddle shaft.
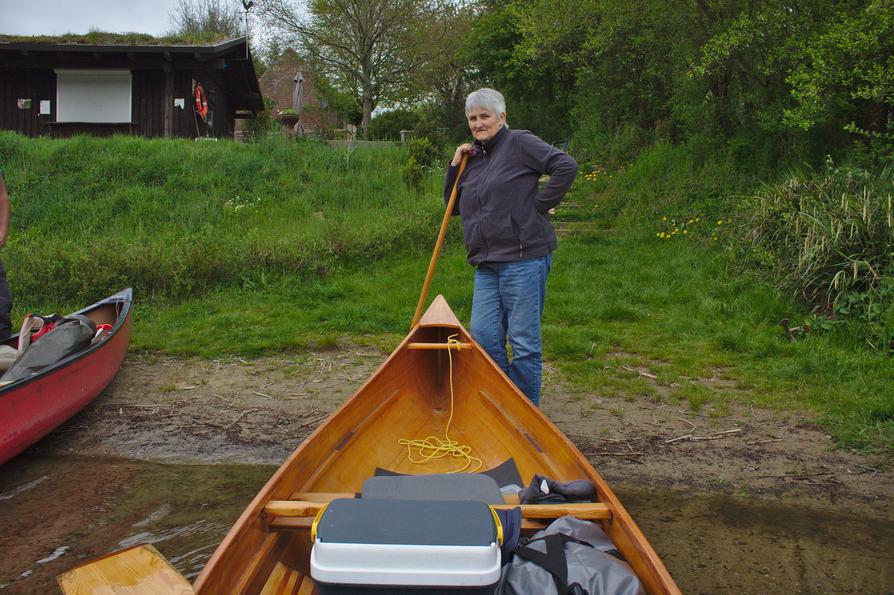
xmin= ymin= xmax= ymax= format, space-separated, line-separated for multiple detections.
xmin=410 ymin=153 xmax=468 ymax=328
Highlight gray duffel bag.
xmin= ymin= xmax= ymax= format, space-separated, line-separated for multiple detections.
xmin=497 ymin=516 xmax=645 ymax=595
xmin=0 ymin=315 xmax=96 ymax=383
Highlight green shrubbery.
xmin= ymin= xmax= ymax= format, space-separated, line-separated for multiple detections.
xmin=0 ymin=132 xmax=444 ymax=309
xmin=400 ymin=136 xmax=443 ymax=190
xmin=368 ymin=109 xmax=422 ymax=141
xmin=739 ymin=162 xmax=894 ymax=351
xmin=241 ymin=96 xmax=279 ymax=141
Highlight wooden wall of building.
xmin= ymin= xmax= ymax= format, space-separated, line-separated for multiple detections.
xmin=0 ymin=68 xmax=55 ymax=137
xmin=1 ymin=67 xmax=235 ymax=139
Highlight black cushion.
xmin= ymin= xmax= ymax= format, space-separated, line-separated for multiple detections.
xmin=363 ymin=473 xmax=503 ymax=504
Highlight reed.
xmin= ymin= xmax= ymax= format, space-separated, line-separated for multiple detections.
xmin=741 ymin=163 xmax=894 ymax=350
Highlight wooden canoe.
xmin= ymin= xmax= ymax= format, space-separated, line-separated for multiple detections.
xmin=58 ymin=294 xmax=679 ymax=594
xmin=0 ymin=288 xmax=132 ymax=465
xmin=192 ymin=295 xmax=679 ymax=594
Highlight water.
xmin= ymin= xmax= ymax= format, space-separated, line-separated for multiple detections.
xmin=0 ymin=455 xmax=275 ymax=594
xmin=0 ymin=455 xmax=891 ymax=594
xmin=616 ymin=483 xmax=894 ymax=594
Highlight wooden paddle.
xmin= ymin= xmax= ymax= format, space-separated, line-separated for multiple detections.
xmin=57 ymin=544 xmax=193 ymax=594
xmin=410 ymin=152 xmax=469 ymax=328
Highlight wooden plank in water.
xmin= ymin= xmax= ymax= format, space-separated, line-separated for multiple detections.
xmin=57 ymin=544 xmax=193 ymax=595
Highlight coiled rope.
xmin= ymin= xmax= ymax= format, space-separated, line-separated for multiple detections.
xmin=398 ymin=334 xmax=483 ymax=473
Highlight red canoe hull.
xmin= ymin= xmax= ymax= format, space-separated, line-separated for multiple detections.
xmin=0 ymin=289 xmax=133 ymax=465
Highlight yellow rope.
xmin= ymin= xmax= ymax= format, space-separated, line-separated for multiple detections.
xmin=398 ymin=334 xmax=483 ymax=473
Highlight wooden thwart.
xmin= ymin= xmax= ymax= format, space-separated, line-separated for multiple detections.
xmin=407 ymin=342 xmax=474 ymax=350
xmin=264 ymin=499 xmax=612 ymax=521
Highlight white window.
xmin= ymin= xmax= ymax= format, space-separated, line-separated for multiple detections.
xmin=55 ymin=69 xmax=132 ymax=123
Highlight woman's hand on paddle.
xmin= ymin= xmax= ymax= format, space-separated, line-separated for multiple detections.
xmin=451 ymin=143 xmax=474 ymax=167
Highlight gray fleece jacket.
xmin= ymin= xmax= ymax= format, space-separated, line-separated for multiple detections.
xmin=444 ymin=126 xmax=578 ymax=265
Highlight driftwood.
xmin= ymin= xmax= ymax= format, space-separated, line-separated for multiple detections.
xmin=666 ymin=428 xmax=743 ymax=443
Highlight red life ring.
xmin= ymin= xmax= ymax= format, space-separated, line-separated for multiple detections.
xmin=194 ymin=83 xmax=208 ymax=121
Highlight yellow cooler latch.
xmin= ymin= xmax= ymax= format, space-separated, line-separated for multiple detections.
xmin=310 ymin=502 xmax=330 ymax=542
xmin=488 ymin=505 xmax=504 ymax=546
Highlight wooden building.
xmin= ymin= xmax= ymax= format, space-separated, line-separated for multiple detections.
xmin=0 ymin=37 xmax=263 ymax=139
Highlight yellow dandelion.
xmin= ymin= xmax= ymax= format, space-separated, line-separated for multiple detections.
xmin=683 ymin=230 xmax=688 ymax=234
xmin=717 ymin=219 xmax=723 ymax=225
xmin=662 ymin=216 xmax=668 ymax=221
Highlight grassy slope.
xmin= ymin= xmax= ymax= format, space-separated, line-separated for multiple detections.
xmin=1 ymin=134 xmax=889 ymax=455
xmin=0 ymin=132 xmax=447 ymax=308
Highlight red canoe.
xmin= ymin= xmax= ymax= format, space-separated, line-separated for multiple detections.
xmin=0 ymin=288 xmax=133 ymax=465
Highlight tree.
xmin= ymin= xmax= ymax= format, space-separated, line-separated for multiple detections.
xmin=783 ymin=4 xmax=894 ymax=163
xmin=412 ymin=1 xmax=480 ymax=139
xmin=168 ymin=0 xmax=245 ymax=42
xmin=258 ymin=0 xmax=449 ymax=137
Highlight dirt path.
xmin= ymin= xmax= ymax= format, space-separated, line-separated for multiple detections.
xmin=2 ymin=349 xmax=892 ymax=594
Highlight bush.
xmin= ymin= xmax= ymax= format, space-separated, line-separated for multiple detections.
xmin=368 ymin=109 xmax=421 ymax=141
xmin=401 ymin=136 xmax=442 ymax=189
xmin=242 ymin=96 xmax=278 ymax=141
xmin=739 ymin=161 xmax=894 ymax=350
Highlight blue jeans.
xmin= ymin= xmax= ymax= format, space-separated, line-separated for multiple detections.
xmin=470 ymin=254 xmax=551 ymax=406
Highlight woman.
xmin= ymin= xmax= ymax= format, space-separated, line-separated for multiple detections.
xmin=444 ymin=88 xmax=577 ymax=406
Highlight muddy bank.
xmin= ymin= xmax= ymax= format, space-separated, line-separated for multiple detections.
xmin=34 ymin=351 xmax=893 ymax=508
xmin=30 ymin=351 xmax=383 ymax=465
xmin=1 ymin=350 xmax=892 ymax=593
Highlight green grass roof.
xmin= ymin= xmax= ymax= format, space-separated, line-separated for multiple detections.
xmin=0 ymin=31 xmax=235 ymax=47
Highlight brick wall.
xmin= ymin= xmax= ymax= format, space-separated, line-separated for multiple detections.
xmin=257 ymin=51 xmax=340 ymax=132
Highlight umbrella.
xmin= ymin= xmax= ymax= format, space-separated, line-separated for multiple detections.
xmin=292 ymin=68 xmax=305 ymax=135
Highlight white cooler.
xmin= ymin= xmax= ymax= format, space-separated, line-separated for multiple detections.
xmin=310 ymin=498 xmax=502 ymax=595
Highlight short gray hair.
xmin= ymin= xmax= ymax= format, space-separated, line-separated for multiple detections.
xmin=465 ymin=88 xmax=506 ymax=117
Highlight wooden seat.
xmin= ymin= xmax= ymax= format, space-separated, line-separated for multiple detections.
xmin=260 ymin=561 xmax=314 ymax=595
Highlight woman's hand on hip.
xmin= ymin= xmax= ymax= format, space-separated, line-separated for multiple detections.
xmin=450 ymin=143 xmax=474 ymax=166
